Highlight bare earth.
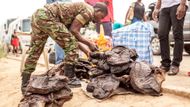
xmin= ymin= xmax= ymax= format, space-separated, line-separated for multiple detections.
xmin=0 ymin=56 xmax=190 ymax=107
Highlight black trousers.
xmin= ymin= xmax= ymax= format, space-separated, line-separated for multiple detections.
xmin=158 ymin=5 xmax=185 ymax=67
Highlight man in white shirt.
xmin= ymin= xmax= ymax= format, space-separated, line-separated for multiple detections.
xmin=152 ymin=0 xmax=188 ymax=76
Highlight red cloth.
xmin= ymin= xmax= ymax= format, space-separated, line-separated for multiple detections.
xmin=99 ymin=0 xmax=114 ymax=22
xmin=85 ymin=0 xmax=114 ymax=23
xmin=11 ymin=37 xmax=20 ymax=47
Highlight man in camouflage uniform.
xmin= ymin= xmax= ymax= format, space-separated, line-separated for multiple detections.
xmin=21 ymin=2 xmax=108 ymax=94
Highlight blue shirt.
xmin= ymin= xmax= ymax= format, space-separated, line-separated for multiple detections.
xmin=112 ymin=22 xmax=154 ymax=64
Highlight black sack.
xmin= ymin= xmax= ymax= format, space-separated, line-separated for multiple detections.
xmin=86 ymin=74 xmax=120 ymax=99
xmin=106 ymin=46 xmax=132 ymax=65
xmin=130 ymin=62 xmax=165 ymax=96
xmin=27 ymin=75 xmax=68 ymax=94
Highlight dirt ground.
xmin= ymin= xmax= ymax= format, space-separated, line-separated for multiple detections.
xmin=0 ymin=57 xmax=190 ymax=107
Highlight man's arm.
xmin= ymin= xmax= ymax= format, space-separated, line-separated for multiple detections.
xmin=152 ymin=0 xmax=161 ymax=21
xmin=143 ymin=14 xmax=147 ymax=21
xmin=176 ymin=0 xmax=187 ymax=20
xmin=70 ymin=19 xmax=97 ymax=52
xmin=124 ymin=2 xmax=135 ymax=25
xmin=124 ymin=7 xmax=130 ymax=24
xmin=155 ymin=0 xmax=161 ymax=10
xmin=70 ymin=19 xmax=90 ymax=46
xmin=180 ymin=0 xmax=186 ymax=6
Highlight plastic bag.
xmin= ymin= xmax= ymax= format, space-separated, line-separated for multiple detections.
xmin=95 ymin=24 xmax=112 ymax=51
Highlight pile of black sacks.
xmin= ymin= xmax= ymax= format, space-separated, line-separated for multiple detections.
xmin=75 ymin=46 xmax=165 ymax=99
xmin=19 ymin=46 xmax=165 ymax=107
xmin=19 ymin=64 xmax=73 ymax=107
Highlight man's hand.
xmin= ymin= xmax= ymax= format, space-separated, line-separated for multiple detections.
xmin=152 ymin=9 xmax=159 ymax=22
xmin=152 ymin=0 xmax=161 ymax=22
xmin=78 ymin=42 xmax=91 ymax=57
xmin=88 ymin=42 xmax=98 ymax=52
xmin=176 ymin=4 xmax=186 ymax=20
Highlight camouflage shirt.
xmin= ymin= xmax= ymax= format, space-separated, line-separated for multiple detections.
xmin=44 ymin=2 xmax=94 ymax=27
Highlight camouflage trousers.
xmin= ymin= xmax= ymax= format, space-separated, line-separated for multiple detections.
xmin=24 ymin=8 xmax=79 ymax=74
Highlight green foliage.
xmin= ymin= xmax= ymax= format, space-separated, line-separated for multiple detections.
xmin=0 ymin=47 xmax=6 ymax=58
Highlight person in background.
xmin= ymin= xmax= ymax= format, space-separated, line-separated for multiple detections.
xmin=2 ymin=30 xmax=11 ymax=54
xmin=125 ymin=0 xmax=146 ymax=25
xmin=11 ymin=30 xmax=20 ymax=56
xmin=85 ymin=0 xmax=114 ymax=37
xmin=21 ymin=2 xmax=108 ymax=94
xmin=17 ymin=26 xmax=23 ymax=54
xmin=2 ymin=30 xmax=7 ymax=43
xmin=152 ymin=0 xmax=188 ymax=76
xmin=13 ymin=25 xmax=31 ymax=54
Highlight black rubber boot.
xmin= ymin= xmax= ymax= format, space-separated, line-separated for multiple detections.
xmin=64 ymin=64 xmax=81 ymax=88
xmin=21 ymin=72 xmax=31 ymax=95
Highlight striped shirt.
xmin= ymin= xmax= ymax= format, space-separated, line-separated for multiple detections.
xmin=112 ymin=22 xmax=154 ymax=64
